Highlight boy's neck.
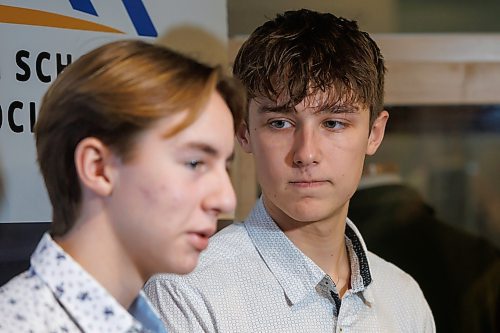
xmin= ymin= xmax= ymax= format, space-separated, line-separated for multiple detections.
xmin=55 ymin=213 xmax=143 ymax=310
xmin=266 ymin=201 xmax=352 ymax=297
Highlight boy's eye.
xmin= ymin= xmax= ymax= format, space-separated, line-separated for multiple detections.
xmin=269 ymin=120 xmax=292 ymax=129
xmin=187 ymin=160 xmax=204 ymax=169
xmin=323 ymin=120 xmax=345 ymax=129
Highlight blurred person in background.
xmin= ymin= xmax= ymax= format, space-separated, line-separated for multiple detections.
xmin=349 ymin=162 xmax=500 ymax=333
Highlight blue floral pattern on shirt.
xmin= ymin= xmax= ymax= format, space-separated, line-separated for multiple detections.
xmin=0 ymin=233 xmax=166 ymax=333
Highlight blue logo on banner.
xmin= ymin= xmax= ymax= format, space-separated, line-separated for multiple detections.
xmin=69 ymin=0 xmax=158 ymax=37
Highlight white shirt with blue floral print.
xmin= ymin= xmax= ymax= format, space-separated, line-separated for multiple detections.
xmin=0 ymin=233 xmax=166 ymax=333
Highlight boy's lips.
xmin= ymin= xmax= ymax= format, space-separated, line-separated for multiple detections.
xmin=187 ymin=227 xmax=216 ymax=251
xmin=289 ymin=179 xmax=331 ymax=188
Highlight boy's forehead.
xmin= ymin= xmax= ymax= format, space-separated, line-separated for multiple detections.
xmin=251 ymin=92 xmax=365 ymax=114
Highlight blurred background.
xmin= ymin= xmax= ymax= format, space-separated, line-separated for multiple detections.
xmin=228 ymin=0 xmax=500 ymax=36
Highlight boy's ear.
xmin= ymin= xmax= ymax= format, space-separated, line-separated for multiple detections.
xmin=366 ymin=110 xmax=389 ymax=156
xmin=236 ymin=121 xmax=252 ymax=153
xmin=74 ymin=137 xmax=116 ymax=196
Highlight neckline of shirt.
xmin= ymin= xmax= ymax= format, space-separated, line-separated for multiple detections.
xmin=245 ymin=198 xmax=374 ymax=306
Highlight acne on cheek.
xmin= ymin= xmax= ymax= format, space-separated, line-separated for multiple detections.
xmin=138 ymin=183 xmax=169 ymax=203
xmin=139 ymin=187 xmax=158 ymax=204
xmin=160 ymin=184 xmax=186 ymax=207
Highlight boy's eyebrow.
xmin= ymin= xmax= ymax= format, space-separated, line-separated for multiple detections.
xmin=258 ymin=104 xmax=290 ymax=113
xmin=321 ymin=105 xmax=361 ymax=114
xmin=184 ymin=142 xmax=218 ymax=156
xmin=258 ymin=104 xmax=360 ymax=114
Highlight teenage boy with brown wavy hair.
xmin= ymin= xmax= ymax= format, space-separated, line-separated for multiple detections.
xmin=0 ymin=40 xmax=244 ymax=332
xmin=146 ymin=9 xmax=435 ymax=332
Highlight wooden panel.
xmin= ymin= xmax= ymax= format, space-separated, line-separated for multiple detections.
xmin=231 ymin=143 xmax=257 ymax=221
xmin=228 ymin=38 xmax=259 ymax=219
xmin=464 ymin=63 xmax=500 ymax=103
xmin=385 ymin=61 xmax=500 ymax=105
xmin=385 ymin=62 xmax=466 ymax=105
xmin=373 ymin=34 xmax=500 ymax=62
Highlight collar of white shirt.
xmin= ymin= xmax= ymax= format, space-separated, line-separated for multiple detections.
xmin=245 ymin=198 xmax=375 ymax=306
xmin=31 ymin=233 xmax=166 ymax=333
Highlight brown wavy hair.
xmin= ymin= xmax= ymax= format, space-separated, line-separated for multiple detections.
xmin=234 ymin=9 xmax=385 ymax=125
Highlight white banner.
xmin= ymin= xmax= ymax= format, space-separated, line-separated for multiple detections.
xmin=0 ymin=0 xmax=228 ymax=222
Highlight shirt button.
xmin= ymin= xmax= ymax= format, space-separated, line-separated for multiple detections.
xmin=339 ymin=328 xmax=343 ymax=332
